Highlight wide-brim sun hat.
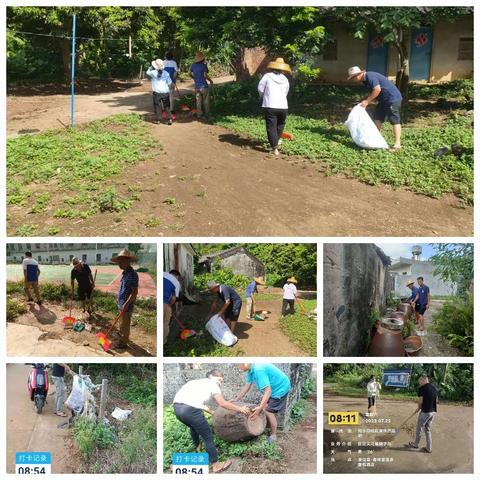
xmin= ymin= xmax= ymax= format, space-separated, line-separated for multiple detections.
xmin=194 ymin=51 xmax=206 ymax=62
xmin=287 ymin=276 xmax=298 ymax=284
xmin=347 ymin=66 xmax=364 ymax=80
xmin=111 ymin=249 xmax=138 ymax=263
xmin=267 ymin=57 xmax=292 ymax=74
xmin=254 ymin=276 xmax=265 ymax=285
xmin=406 ymin=280 xmax=414 ymax=287
xmin=152 ymin=58 xmax=165 ymax=70
xmin=207 ymin=280 xmax=220 ymax=290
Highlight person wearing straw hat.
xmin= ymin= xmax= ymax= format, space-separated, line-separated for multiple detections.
xmin=207 ymin=280 xmax=242 ymax=334
xmin=70 ymin=257 xmax=95 ymax=313
xmin=146 ymin=58 xmax=173 ymax=125
xmin=111 ymin=249 xmax=139 ymax=349
xmin=245 ymin=276 xmax=265 ymax=320
xmin=282 ymin=276 xmax=298 ymax=316
xmin=347 ymin=66 xmax=402 ymax=150
xmin=258 ymin=58 xmax=291 ymax=156
xmin=189 ymin=52 xmax=214 ymax=120
xmin=406 ymin=279 xmax=420 ymax=309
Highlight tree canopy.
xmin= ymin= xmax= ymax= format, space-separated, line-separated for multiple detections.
xmin=7 ymin=6 xmax=472 ymax=90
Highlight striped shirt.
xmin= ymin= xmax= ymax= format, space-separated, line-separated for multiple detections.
xmin=118 ymin=266 xmax=139 ymax=311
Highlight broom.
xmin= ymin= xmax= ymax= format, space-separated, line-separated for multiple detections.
xmin=96 ymin=307 xmax=126 ymax=351
xmin=63 ymin=298 xmax=75 ymax=327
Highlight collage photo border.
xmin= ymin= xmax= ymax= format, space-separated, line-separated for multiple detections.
xmin=1 ymin=0 xmax=479 ymax=479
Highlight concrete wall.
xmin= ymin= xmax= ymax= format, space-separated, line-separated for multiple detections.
xmin=323 ymin=244 xmax=390 ymax=356
xmin=393 ymin=261 xmax=456 ymax=297
xmin=163 ymin=244 xmax=195 ymax=291
xmin=217 ymin=252 xmax=265 ymax=278
xmin=163 ymin=363 xmax=314 ymax=430
xmin=314 ymin=17 xmax=472 ymax=83
xmin=431 ymin=17 xmax=473 ymax=81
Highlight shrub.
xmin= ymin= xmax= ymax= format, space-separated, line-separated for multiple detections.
xmin=433 ymin=294 xmax=473 ymax=356
xmin=73 ymin=417 xmax=115 ymax=458
xmin=194 ymin=267 xmax=251 ymax=291
xmin=7 ymin=297 xmax=27 ymax=321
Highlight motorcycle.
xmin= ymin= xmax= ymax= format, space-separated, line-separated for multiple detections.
xmin=27 ymin=363 xmax=49 ymax=414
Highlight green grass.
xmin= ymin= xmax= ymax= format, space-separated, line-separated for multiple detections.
xmin=164 ymin=314 xmax=242 ymax=357
xmin=7 ymin=280 xmax=157 ymax=334
xmin=163 ymin=405 xmax=279 ymax=471
xmin=279 ymin=299 xmax=317 ymax=356
xmin=7 ymin=114 xmax=157 ymax=223
xmin=211 ymin=80 xmax=473 ymax=205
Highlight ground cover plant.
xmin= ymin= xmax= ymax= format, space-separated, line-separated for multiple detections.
xmin=211 ymin=80 xmax=473 ymax=204
xmin=279 ymin=298 xmax=317 ymax=356
xmin=71 ymin=364 xmax=156 ymax=473
xmin=163 ymin=405 xmax=279 ymax=471
xmin=7 ymin=114 xmax=157 ymax=230
xmin=6 ymin=280 xmax=156 ymax=333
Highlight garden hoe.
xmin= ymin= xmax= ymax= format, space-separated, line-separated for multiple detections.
xmin=96 ymin=307 xmax=126 ymax=351
xmin=87 ymin=269 xmax=97 ymax=317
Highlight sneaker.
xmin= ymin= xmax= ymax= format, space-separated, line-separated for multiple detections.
xmin=273 ymin=148 xmax=280 ymax=156
xmin=168 ymin=119 xmax=172 ymax=125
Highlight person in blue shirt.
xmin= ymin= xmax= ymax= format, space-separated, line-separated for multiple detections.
xmin=146 ymin=59 xmax=173 ymax=125
xmin=163 ymin=270 xmax=181 ymax=345
xmin=347 ymin=66 xmax=403 ymax=150
xmin=22 ymin=251 xmax=41 ymax=305
xmin=111 ymin=249 xmax=139 ymax=349
xmin=245 ymin=276 xmax=265 ymax=320
xmin=163 ymin=51 xmax=178 ymax=115
xmin=234 ymin=363 xmax=291 ymax=443
xmin=415 ymin=277 xmax=431 ymax=335
xmin=207 ymin=281 xmax=242 ymax=334
xmin=189 ymin=52 xmax=213 ymax=120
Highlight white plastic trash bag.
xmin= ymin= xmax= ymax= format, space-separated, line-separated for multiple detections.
xmin=65 ymin=375 xmax=86 ymax=414
xmin=206 ymin=314 xmax=238 ymax=346
xmin=111 ymin=407 xmax=132 ymax=421
xmin=345 ymin=105 xmax=389 ymax=149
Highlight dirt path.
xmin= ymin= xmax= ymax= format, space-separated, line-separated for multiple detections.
xmin=227 ymin=395 xmax=317 ymax=474
xmin=232 ymin=299 xmax=308 ymax=356
xmin=323 ymin=394 xmax=473 ymax=473
xmin=7 ymin=81 xmax=472 ymax=237
xmin=7 ymin=301 xmax=155 ymax=357
xmin=281 ymin=395 xmax=317 ymax=473
xmin=419 ymin=300 xmax=462 ymax=357
xmin=6 ymin=364 xmax=79 ymax=473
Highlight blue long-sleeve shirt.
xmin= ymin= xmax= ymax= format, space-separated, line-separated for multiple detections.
xmin=146 ymin=67 xmax=172 ymax=94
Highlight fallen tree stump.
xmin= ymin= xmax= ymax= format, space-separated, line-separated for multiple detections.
xmin=213 ymin=402 xmax=266 ymax=442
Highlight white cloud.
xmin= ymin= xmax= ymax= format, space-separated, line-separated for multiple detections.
xmin=376 ymin=243 xmax=416 ymax=261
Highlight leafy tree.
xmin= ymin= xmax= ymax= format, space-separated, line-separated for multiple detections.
xmin=430 ymin=243 xmax=473 ymax=297
xmin=331 ymin=7 xmax=473 ymax=100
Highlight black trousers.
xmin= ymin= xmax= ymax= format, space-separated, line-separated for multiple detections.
xmin=153 ymin=92 xmax=171 ymax=121
xmin=282 ymin=299 xmax=295 ymax=316
xmin=263 ymin=107 xmax=288 ymax=149
xmin=173 ymin=403 xmax=218 ymax=463
xmin=368 ymin=396 xmax=376 ymax=408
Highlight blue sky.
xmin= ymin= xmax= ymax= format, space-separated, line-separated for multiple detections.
xmin=376 ymin=243 xmax=437 ymax=261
